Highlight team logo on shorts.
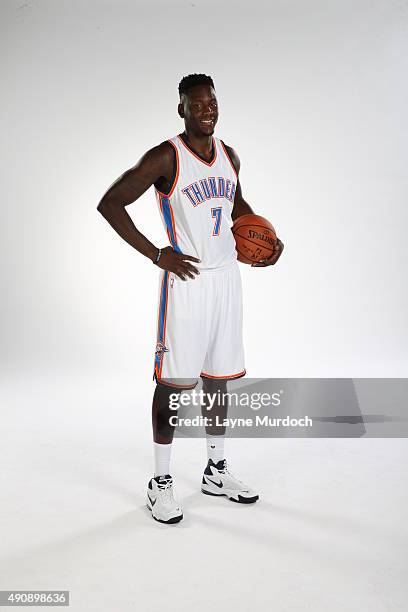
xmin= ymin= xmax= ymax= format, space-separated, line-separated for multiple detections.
xmin=155 ymin=341 xmax=169 ymax=356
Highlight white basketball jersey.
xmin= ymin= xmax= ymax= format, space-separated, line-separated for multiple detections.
xmin=155 ymin=135 xmax=238 ymax=270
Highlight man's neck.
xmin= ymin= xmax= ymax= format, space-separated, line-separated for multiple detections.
xmin=181 ymin=130 xmax=214 ymax=162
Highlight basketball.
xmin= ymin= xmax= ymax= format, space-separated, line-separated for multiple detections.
xmin=232 ymin=214 xmax=277 ymax=264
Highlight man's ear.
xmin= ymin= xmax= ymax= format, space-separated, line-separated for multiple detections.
xmin=178 ymin=102 xmax=184 ymax=119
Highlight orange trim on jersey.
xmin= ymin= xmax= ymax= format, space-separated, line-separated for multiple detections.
xmin=177 ymin=135 xmax=217 ymax=167
xmin=220 ymin=140 xmax=238 ymax=179
xmin=158 ymin=284 xmax=169 ymax=379
xmin=154 ymin=273 xmax=170 ymax=381
xmin=159 ymin=195 xmax=171 ymax=245
xmin=156 ymin=378 xmax=198 ymax=390
xmin=155 ymin=140 xmax=180 ymax=198
xmin=200 ymin=369 xmax=246 ymax=380
xmin=169 ymin=204 xmax=178 ymax=244
xmin=158 ymin=193 xmax=179 ymax=250
xmin=155 ymin=273 xmax=165 ymax=341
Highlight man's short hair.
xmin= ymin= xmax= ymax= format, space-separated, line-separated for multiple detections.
xmin=178 ymin=74 xmax=215 ymax=97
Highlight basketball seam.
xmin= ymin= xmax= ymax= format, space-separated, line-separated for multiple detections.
xmin=233 ymin=224 xmax=276 ymax=232
xmin=234 ymin=235 xmax=276 ymax=250
xmin=237 ymin=240 xmax=273 ymax=255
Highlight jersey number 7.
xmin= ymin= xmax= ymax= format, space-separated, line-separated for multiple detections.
xmin=211 ymin=207 xmax=222 ymax=236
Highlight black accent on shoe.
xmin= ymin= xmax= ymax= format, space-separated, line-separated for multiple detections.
xmin=213 ymin=459 xmax=227 ymax=471
xmin=204 ymin=459 xmax=226 ymax=475
xmin=206 ymin=478 xmax=223 ymax=488
xmin=201 ymin=489 xmax=259 ymax=503
xmin=154 ymin=475 xmax=173 ymax=489
xmin=204 ymin=462 xmax=213 ymax=475
xmin=154 ymin=474 xmax=172 ymax=483
xmin=147 ymin=494 xmax=156 ymax=507
xmin=202 ymin=476 xmax=206 ymax=485
xmin=148 ymin=479 xmax=153 ymax=490
xmin=201 ymin=489 xmax=224 ymax=497
xmin=229 ymin=494 xmax=259 ymax=504
xmin=152 ymin=513 xmax=183 ymax=524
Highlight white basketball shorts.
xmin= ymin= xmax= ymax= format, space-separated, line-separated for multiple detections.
xmin=153 ymin=262 xmax=245 ymax=389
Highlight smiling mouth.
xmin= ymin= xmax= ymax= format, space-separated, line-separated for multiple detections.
xmin=200 ymin=119 xmax=215 ymax=125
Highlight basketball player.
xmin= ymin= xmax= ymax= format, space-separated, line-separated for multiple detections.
xmin=97 ymin=74 xmax=284 ymax=524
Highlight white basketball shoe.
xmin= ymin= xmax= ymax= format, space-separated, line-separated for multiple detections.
xmin=146 ymin=475 xmax=183 ymax=524
xmin=201 ymin=459 xmax=259 ymax=503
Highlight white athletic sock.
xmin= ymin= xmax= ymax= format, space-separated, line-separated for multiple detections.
xmin=154 ymin=441 xmax=172 ymax=477
xmin=206 ymin=434 xmax=225 ymax=464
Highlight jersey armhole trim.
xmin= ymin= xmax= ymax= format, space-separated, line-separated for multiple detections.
xmin=220 ymin=140 xmax=238 ymax=180
xmin=155 ymin=139 xmax=180 ymax=198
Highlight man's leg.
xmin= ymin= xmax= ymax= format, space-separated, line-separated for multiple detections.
xmin=147 ymin=383 xmax=183 ymax=524
xmin=199 ymin=266 xmax=258 ymax=503
xmin=200 ymin=378 xmax=259 ymax=502
xmin=201 ymin=377 xmax=228 ymax=464
xmin=152 ymin=383 xmax=179 ymax=475
xmin=149 ymin=269 xmax=204 ymax=522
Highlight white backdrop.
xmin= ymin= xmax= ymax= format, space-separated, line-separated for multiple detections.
xmin=2 ymin=0 xmax=407 ymax=386
xmin=2 ymin=3 xmax=408 ymax=611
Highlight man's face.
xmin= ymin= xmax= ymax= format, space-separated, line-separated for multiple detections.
xmin=179 ymin=84 xmax=219 ymax=136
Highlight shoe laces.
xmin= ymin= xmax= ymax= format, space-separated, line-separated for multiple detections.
xmin=157 ymin=477 xmax=174 ymax=503
xmin=217 ymin=460 xmax=244 ymax=485
xmin=217 ymin=459 xmax=228 ymax=474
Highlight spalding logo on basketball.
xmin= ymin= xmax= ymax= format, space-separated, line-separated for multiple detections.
xmin=232 ymin=214 xmax=277 ymax=264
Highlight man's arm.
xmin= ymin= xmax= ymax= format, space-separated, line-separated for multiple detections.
xmin=223 ymin=143 xmax=284 ymax=267
xmin=231 ymin=179 xmax=255 ymax=221
xmin=97 ymin=143 xmax=200 ymax=280
xmin=222 ymin=144 xmax=254 ymax=221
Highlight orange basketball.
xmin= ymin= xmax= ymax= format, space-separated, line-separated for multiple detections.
xmin=232 ymin=214 xmax=277 ymax=264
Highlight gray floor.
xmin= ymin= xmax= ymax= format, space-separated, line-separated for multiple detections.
xmin=1 ymin=371 xmax=407 ymax=611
